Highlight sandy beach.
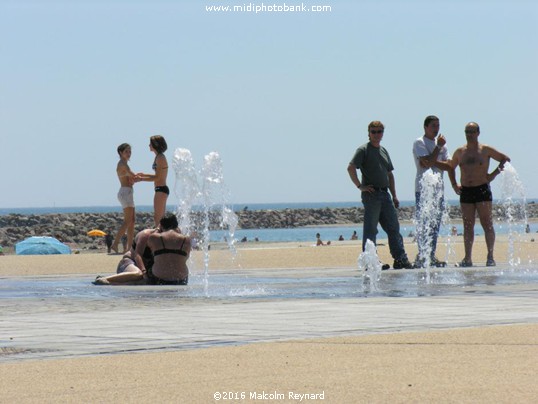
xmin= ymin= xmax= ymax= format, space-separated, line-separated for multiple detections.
xmin=1 ymin=235 xmax=537 ymax=403
xmin=1 ymin=233 xmax=536 ymax=277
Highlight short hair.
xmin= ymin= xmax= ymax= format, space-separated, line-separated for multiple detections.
xmin=150 ymin=135 xmax=168 ymax=153
xmin=160 ymin=213 xmax=178 ymax=231
xmin=465 ymin=122 xmax=480 ymax=132
xmin=423 ymin=115 xmax=439 ymax=127
xmin=367 ymin=121 xmax=384 ymax=132
xmin=117 ymin=143 xmax=131 ymax=155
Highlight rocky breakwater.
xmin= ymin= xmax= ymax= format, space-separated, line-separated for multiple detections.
xmin=0 ymin=212 xmax=155 ymax=249
xmin=234 ymin=201 xmax=538 ymax=229
xmin=1 ymin=202 xmax=536 ymax=248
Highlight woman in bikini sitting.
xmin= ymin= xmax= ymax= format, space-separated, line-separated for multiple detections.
xmin=112 ymin=143 xmax=136 ymax=253
xmin=135 ymin=135 xmax=169 ymax=226
xmin=145 ymin=213 xmax=191 ymax=285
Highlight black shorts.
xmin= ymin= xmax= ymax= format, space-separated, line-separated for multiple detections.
xmin=155 ymin=185 xmax=170 ymax=195
xmin=460 ymin=183 xmax=492 ymax=204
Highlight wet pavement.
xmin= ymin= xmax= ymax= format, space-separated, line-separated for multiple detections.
xmin=1 ymin=265 xmax=537 ymax=362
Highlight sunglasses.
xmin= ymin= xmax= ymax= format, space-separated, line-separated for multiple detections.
xmin=465 ymin=129 xmax=478 ymax=134
xmin=370 ymin=129 xmax=384 ymax=134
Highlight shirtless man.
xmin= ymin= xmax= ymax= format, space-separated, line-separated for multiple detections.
xmin=449 ymin=122 xmax=510 ymax=267
xmin=145 ymin=213 xmax=191 ymax=285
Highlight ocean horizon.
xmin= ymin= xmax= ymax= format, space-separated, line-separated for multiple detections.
xmin=1 ymin=199 xmax=535 ymax=216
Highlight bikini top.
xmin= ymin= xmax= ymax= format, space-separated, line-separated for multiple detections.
xmin=153 ymin=235 xmax=187 ymax=257
xmin=152 ymin=154 xmax=168 ymax=171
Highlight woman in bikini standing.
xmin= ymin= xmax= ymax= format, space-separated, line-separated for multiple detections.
xmin=136 ymin=135 xmax=169 ymax=226
xmin=112 ymin=143 xmax=136 ymax=253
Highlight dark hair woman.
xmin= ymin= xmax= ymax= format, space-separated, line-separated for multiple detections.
xmin=136 ymin=135 xmax=169 ymax=226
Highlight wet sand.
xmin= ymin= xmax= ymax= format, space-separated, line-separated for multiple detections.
xmin=1 ymin=234 xmax=537 ymax=403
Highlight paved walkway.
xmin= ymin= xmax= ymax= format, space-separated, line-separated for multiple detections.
xmin=1 ymin=266 xmax=537 ymax=362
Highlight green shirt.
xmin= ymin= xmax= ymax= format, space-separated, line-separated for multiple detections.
xmin=350 ymin=142 xmax=394 ymax=188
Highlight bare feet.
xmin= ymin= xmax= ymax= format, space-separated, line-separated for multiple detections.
xmin=92 ymin=276 xmax=110 ymax=285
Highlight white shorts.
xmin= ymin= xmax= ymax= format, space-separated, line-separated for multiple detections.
xmin=117 ymin=187 xmax=134 ymax=209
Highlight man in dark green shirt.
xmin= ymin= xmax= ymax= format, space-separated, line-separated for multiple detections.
xmin=347 ymin=120 xmax=413 ymax=270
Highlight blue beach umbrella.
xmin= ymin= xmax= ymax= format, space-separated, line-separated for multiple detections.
xmin=15 ymin=236 xmax=71 ymax=255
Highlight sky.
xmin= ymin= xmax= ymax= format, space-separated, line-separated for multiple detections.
xmin=1 ymin=0 xmax=536 ymax=208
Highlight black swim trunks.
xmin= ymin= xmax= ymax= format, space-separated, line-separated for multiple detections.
xmin=155 ymin=185 xmax=170 ymax=195
xmin=460 ymin=183 xmax=492 ymax=204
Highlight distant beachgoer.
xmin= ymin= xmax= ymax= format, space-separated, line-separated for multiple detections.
xmin=451 ymin=226 xmax=458 ymax=237
xmin=135 ymin=135 xmax=169 ymax=227
xmin=338 ymin=235 xmax=344 ymax=241
xmin=241 ymin=236 xmax=247 ymax=243
xmin=104 ymin=231 xmax=113 ymax=253
xmin=525 ymin=224 xmax=531 ymax=234
xmin=350 ymin=231 xmax=358 ymax=240
xmin=112 ymin=143 xmax=136 ymax=254
xmin=316 ymin=233 xmax=330 ymax=246
xmin=347 ymin=120 xmax=413 ymax=269
xmin=447 ymin=122 xmax=510 ymax=267
xmin=93 ymin=228 xmax=157 ymax=285
xmin=145 ymin=213 xmax=191 ymax=285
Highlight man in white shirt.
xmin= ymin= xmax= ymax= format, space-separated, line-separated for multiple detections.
xmin=412 ymin=115 xmax=455 ymax=267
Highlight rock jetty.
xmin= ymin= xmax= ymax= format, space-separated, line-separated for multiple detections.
xmin=1 ymin=202 xmax=535 ymax=248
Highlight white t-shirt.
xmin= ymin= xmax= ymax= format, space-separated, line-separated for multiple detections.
xmin=412 ymin=135 xmax=450 ymax=193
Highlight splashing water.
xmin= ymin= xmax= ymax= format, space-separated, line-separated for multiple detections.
xmin=172 ymin=148 xmax=238 ymax=293
xmin=415 ymin=170 xmax=451 ymax=279
xmin=172 ymin=149 xmax=199 ymax=236
xmin=499 ymin=162 xmax=528 ymax=269
xmin=358 ymin=239 xmax=382 ymax=292
xmin=442 ymin=203 xmax=458 ymax=266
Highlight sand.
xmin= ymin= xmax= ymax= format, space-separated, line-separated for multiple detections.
xmin=1 ymin=234 xmax=536 ymax=277
xmin=0 ymin=324 xmax=536 ymax=403
xmin=1 ymin=234 xmax=537 ymax=403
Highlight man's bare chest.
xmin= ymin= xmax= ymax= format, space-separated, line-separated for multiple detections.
xmin=461 ymin=149 xmax=487 ymax=168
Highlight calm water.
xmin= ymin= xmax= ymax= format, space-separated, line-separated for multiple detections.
xmin=210 ymin=222 xmax=536 ymax=243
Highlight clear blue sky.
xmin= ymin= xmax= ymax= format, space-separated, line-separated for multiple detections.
xmin=1 ymin=0 xmax=536 ymax=208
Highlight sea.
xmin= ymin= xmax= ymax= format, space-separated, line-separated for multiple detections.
xmin=1 ymin=200 xmax=535 ymax=243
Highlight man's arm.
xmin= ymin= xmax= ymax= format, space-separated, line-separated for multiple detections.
xmin=347 ymin=163 xmax=373 ymax=193
xmin=387 ymin=171 xmax=399 ymax=208
xmin=134 ymin=232 xmax=152 ymax=274
xmin=417 ymin=135 xmax=446 ymax=168
xmin=347 ymin=163 xmax=361 ymax=188
xmin=447 ymin=151 xmax=462 ymax=195
xmin=487 ymin=145 xmax=510 ymax=166
xmin=485 ymin=145 xmax=510 ymax=183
